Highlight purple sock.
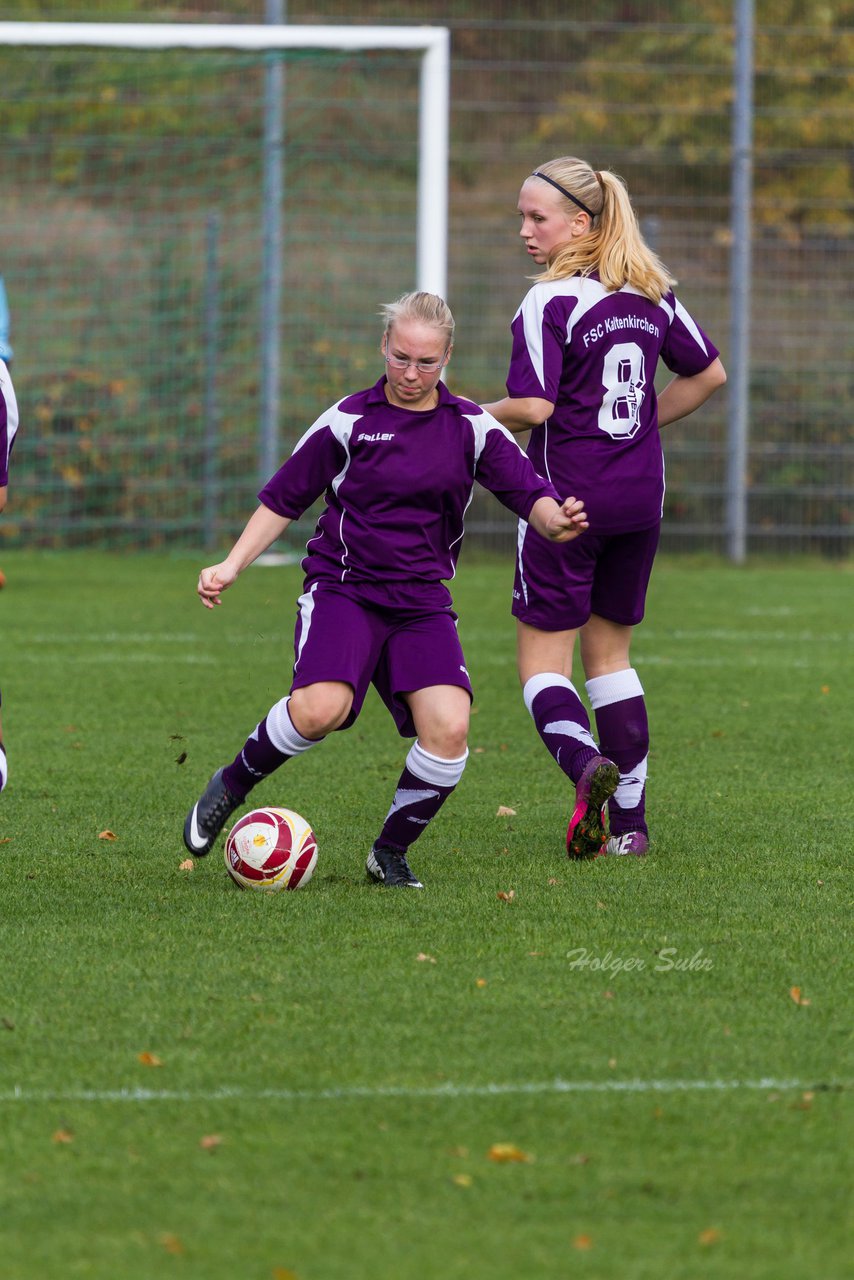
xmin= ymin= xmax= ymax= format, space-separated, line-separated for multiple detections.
xmin=376 ymin=741 xmax=468 ymax=853
xmin=523 ymin=674 xmax=600 ymax=784
xmin=586 ymin=670 xmax=649 ymax=837
xmin=222 ymin=696 xmax=320 ymax=801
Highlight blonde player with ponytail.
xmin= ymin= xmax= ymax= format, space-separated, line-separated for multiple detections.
xmin=484 ymin=156 xmax=726 ymax=860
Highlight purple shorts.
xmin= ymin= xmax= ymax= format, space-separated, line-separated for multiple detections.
xmin=290 ymin=583 xmax=473 ymax=737
xmin=512 ymin=522 xmax=660 ymax=631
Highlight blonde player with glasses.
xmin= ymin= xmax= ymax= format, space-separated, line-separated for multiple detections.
xmin=183 ymin=292 xmax=590 ymax=888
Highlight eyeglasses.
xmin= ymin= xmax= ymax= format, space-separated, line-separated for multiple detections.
xmin=384 ymin=350 xmax=448 ymax=374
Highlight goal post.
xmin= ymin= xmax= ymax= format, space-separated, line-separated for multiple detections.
xmin=0 ymin=22 xmax=450 ymax=549
xmin=0 ymin=22 xmax=450 ymax=296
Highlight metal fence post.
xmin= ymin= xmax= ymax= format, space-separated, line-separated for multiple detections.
xmin=203 ymin=210 xmax=221 ymax=550
xmin=260 ymin=0 xmax=285 ymax=489
xmin=727 ymin=0 xmax=754 ymax=563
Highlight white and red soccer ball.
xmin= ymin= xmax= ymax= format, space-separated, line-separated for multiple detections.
xmin=224 ymin=807 xmax=317 ymax=892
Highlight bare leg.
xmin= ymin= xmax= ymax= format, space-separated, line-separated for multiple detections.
xmin=368 ymin=685 xmax=470 ymax=887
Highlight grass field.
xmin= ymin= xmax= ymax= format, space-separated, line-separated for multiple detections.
xmin=0 ymin=550 xmax=851 ymax=1280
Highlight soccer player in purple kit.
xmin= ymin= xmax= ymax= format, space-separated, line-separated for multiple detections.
xmin=483 ymin=156 xmax=726 ymax=860
xmin=0 ymin=347 xmax=19 ymax=794
xmin=183 ymin=292 xmax=589 ymax=887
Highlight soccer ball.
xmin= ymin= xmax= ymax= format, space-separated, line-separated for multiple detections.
xmin=224 ymin=807 xmax=317 ymax=892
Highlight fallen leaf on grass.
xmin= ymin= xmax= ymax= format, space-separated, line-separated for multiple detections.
xmin=138 ymin=1052 xmax=163 ymax=1067
xmin=497 ymin=890 xmax=515 ymax=902
xmin=272 ymin=1269 xmax=299 ymax=1280
xmin=159 ymin=1234 xmax=185 ymax=1256
xmin=569 ymin=1153 xmax=590 ymax=1165
xmin=475 ymin=978 xmax=488 ymax=988
xmin=789 ymin=986 xmax=811 ymax=1006
xmin=698 ymin=1228 xmax=722 ymax=1246
xmin=179 ymin=859 xmax=194 ymax=872
xmin=488 ymin=1143 xmax=532 ymax=1163
xmin=51 ymin=1129 xmax=74 ymax=1144
xmin=603 ymin=990 xmax=614 ymax=999
xmin=416 ymin=952 xmax=436 ymax=964
xmin=572 ymin=1234 xmax=593 ymax=1250
xmin=0 ymin=838 xmax=11 ymax=845
xmin=496 ymin=805 xmax=516 ymax=817
xmin=547 ymin=877 xmax=558 ymax=886
xmin=2 ymin=1017 xmax=15 ymax=1030
xmin=608 ymin=1058 xmax=617 ymax=1069
xmin=98 ymin=830 xmax=118 ymax=841
xmin=452 ymin=1173 xmax=473 ymax=1187
xmin=199 ymin=1134 xmax=223 ymax=1151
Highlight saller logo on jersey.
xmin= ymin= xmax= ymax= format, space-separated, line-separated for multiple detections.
xmin=358 ymin=432 xmax=395 ymax=443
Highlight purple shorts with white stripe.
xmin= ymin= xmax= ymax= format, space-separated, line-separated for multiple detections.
xmin=513 ymin=523 xmax=661 ymax=631
xmin=290 ymin=583 xmax=473 ymax=737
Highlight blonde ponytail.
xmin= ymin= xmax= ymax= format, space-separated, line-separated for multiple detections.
xmin=532 ymin=158 xmax=676 ymax=304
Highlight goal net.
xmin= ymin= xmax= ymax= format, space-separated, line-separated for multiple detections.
xmin=0 ymin=22 xmax=449 ymax=548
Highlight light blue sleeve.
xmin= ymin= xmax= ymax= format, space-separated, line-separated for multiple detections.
xmin=0 ymin=276 xmax=12 ymax=362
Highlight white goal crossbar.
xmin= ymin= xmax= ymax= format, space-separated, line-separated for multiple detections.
xmin=0 ymin=21 xmax=450 ymax=296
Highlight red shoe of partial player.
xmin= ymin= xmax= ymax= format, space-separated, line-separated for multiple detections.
xmin=566 ymin=755 xmax=619 ymax=860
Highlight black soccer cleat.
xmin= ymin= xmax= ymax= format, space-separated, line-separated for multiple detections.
xmin=183 ymin=767 xmax=241 ymax=857
xmin=366 ymin=845 xmax=424 ymax=889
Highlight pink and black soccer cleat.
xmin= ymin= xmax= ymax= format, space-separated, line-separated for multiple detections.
xmin=567 ymin=755 xmax=619 ymax=860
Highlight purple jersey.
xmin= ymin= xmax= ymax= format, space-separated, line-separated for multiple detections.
xmin=260 ymin=376 xmax=560 ymax=610
xmin=506 ymin=274 xmax=719 ymax=533
xmin=0 ymin=358 xmax=18 ymax=487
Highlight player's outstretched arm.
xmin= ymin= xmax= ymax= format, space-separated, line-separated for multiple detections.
xmin=481 ymin=395 xmax=555 ymax=435
xmin=0 ymin=485 xmax=7 ymax=514
xmin=528 ymin=496 xmax=589 ymax=543
xmin=197 ymin=503 xmax=292 ymax=608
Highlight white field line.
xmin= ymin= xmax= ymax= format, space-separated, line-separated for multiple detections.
xmin=15 ymin=628 xmax=854 ymax=646
xmin=12 ymin=653 xmax=216 ymax=664
xmin=1 ymin=1077 xmax=844 ymax=1105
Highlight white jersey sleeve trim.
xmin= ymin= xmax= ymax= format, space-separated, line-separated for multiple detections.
xmin=0 ymin=359 xmax=19 ymax=473
xmin=673 ymin=298 xmax=710 ymax=357
xmin=298 ymin=403 xmax=360 ymax=580
xmin=464 ymin=409 xmax=527 ymax=463
xmin=291 ymin=399 xmax=358 ymax=454
xmin=519 ymin=278 xmax=610 ymax=391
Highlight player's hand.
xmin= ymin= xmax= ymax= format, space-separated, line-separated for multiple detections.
xmin=545 ymin=496 xmax=589 ymax=542
xmin=197 ymin=561 xmax=238 ymax=608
